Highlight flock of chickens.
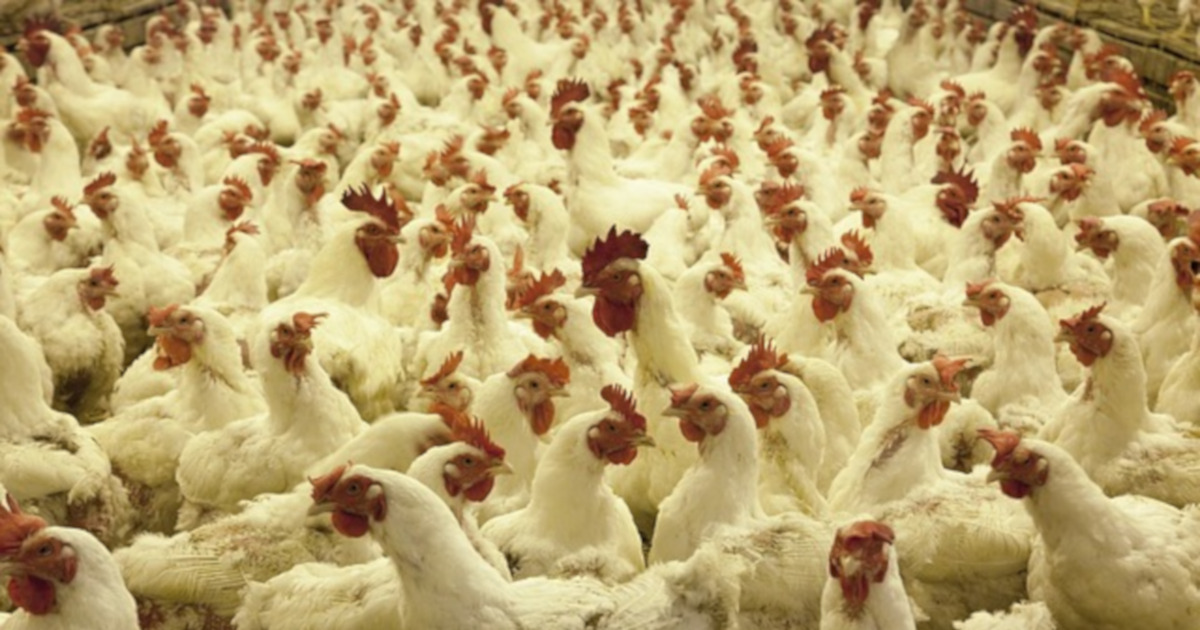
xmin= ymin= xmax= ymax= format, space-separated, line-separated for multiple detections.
xmin=0 ymin=0 xmax=1199 ymax=628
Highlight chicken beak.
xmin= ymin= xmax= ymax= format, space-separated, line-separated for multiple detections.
xmin=661 ymin=406 xmax=688 ymax=419
xmin=489 ymin=461 xmax=514 ymax=476
xmin=1054 ymin=329 xmax=1074 ymax=344
xmin=936 ymin=389 xmax=962 ymax=403
xmin=147 ymin=324 xmax=170 ymax=336
xmin=632 ymin=433 xmax=656 ymax=448
xmin=392 ymin=233 xmax=406 ymax=244
xmin=799 ymin=285 xmax=818 ymax=296
xmin=575 ymin=286 xmax=599 ymax=298
xmin=985 ymin=469 xmax=1007 ymax=484
xmin=732 ymin=278 xmax=748 ymax=291
xmin=307 ymin=500 xmax=336 ymax=516
xmin=548 ymin=385 xmax=569 ymax=398
xmin=962 ymin=296 xmax=980 ymax=309
xmin=512 ymin=308 xmax=533 ymax=320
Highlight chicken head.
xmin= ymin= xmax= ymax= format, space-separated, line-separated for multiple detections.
xmin=270 ymin=312 xmax=325 ymax=376
xmin=1075 ymin=217 xmax=1118 ymax=259
xmin=904 ymin=356 xmax=965 ymax=429
xmin=43 ymin=197 xmax=78 ymax=242
xmin=828 ymin=520 xmax=895 ymax=618
xmin=77 ymin=266 xmax=119 ymax=312
xmin=587 ymin=385 xmax=652 ymax=465
xmin=308 ymin=465 xmax=387 ymax=538
xmin=342 ymin=186 xmax=402 ymax=278
xmin=148 ymin=305 xmax=204 ymax=371
xmin=706 ymin=253 xmax=747 ymax=300
xmin=963 ymin=280 xmax=1010 ymax=327
xmin=579 ymin=227 xmax=649 ymax=336
xmin=1056 ymin=304 xmax=1112 ymax=367
xmin=729 ymin=337 xmax=790 ymax=428
xmin=443 ymin=413 xmax=510 ymax=502
xmin=507 ymin=355 xmax=570 ymax=436
xmin=419 ymin=352 xmax=473 ymax=411
xmin=664 ymin=383 xmax=729 ymax=442
xmin=550 ymin=79 xmax=590 ymax=151
xmin=515 ymin=270 xmax=569 ymax=339
xmin=979 ymin=429 xmax=1049 ymax=499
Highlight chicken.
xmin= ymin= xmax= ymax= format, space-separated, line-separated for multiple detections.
xmin=821 ymin=521 xmax=917 ymax=630
xmin=90 ymin=304 xmax=264 ymax=534
xmin=261 ymin=187 xmax=408 ymax=420
xmin=649 ymin=382 xmax=765 ymax=565
xmin=980 ymin=430 xmax=1200 ymax=630
xmin=1155 ymin=276 xmax=1200 ymax=428
xmin=472 ymin=355 xmax=570 ymax=522
xmin=232 ymin=405 xmax=519 ymax=630
xmin=805 ymin=252 xmax=907 ymax=424
xmin=413 ymin=217 xmax=545 ymax=382
xmin=19 ymin=21 xmax=166 ymax=145
xmin=963 ymin=280 xmax=1067 ymax=423
xmin=1042 ymin=304 xmax=1200 ymax=507
xmin=547 ymin=79 xmax=689 ymax=256
xmin=1074 ymin=215 xmax=1167 ymax=320
xmin=0 ymin=496 xmax=138 ymax=630
xmin=0 ymin=315 xmax=131 ymax=547
xmin=482 ymin=385 xmax=651 ymax=583
xmin=1133 ymin=234 xmax=1200 ymax=403
xmin=512 ymin=270 xmax=630 ymax=428
xmin=577 ymin=227 xmax=704 ymax=534
xmin=16 ymin=266 xmax=123 ymax=423
xmin=728 ymin=338 xmax=829 ymax=516
xmin=827 ymin=358 xmax=1033 ymax=629
xmin=4 ymin=196 xmax=100 ymax=276
xmin=174 ymin=311 xmax=366 ymax=527
xmin=310 ymin=463 xmax=743 ymax=630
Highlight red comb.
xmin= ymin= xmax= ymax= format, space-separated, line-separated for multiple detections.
xmin=698 ymin=94 xmax=732 ymax=120
xmin=84 ymin=172 xmax=117 ymax=197
xmin=515 ymin=269 xmax=567 ymax=309
xmin=341 ymin=185 xmax=401 ymax=234
xmin=450 ymin=216 xmax=476 ymax=255
xmin=147 ymin=303 xmax=180 ymax=327
xmin=729 ymin=336 xmax=788 ymax=390
xmin=806 ymin=247 xmax=851 ymax=285
xmin=451 ymin=414 xmax=506 ymax=459
xmin=507 ymin=355 xmax=570 ymax=386
xmin=292 ymin=312 xmax=327 ymax=334
xmin=1010 ymin=127 xmax=1042 ymax=152
xmin=840 ymin=230 xmax=873 ymax=268
xmin=940 ymin=80 xmax=966 ymax=98
xmin=0 ymin=494 xmax=47 ymax=557
xmin=222 ymin=176 xmax=252 ymax=200
xmin=978 ymin=428 xmax=1022 ymax=464
xmin=581 ymin=227 xmax=649 ymax=286
xmin=601 ymin=384 xmax=646 ymax=431
xmin=965 ymin=278 xmax=996 ymax=299
xmin=422 ymin=351 xmax=464 ymax=386
xmin=931 ymin=354 xmax=968 ymax=390
xmin=550 ymin=78 xmax=591 ymax=119
xmin=931 ymin=165 xmax=980 ymax=205
xmin=720 ymin=252 xmax=745 ymax=281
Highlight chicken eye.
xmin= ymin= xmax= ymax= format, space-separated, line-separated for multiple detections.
xmin=699 ymin=401 xmax=711 ymax=410
xmin=38 ymin=544 xmax=53 ymax=557
xmin=346 ymin=481 xmax=361 ymax=494
xmin=447 ymin=382 xmax=458 ymax=390
xmin=461 ymin=457 xmax=475 ymax=466
xmin=530 ymin=381 xmax=539 ymax=389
